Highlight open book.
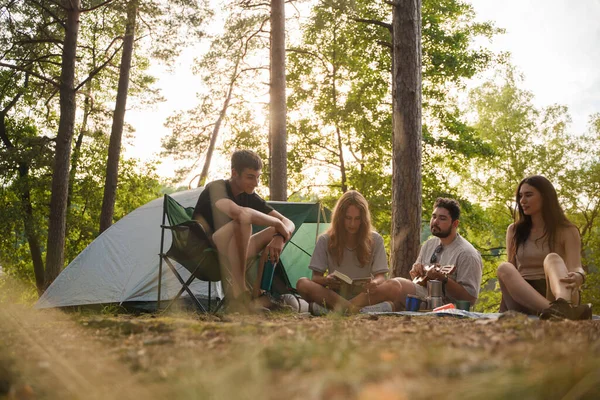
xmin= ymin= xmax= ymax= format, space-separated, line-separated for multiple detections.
xmin=329 ymin=270 xmax=372 ymax=285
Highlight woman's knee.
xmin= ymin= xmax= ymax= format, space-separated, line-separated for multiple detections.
xmin=295 ymin=277 xmax=312 ymax=296
xmin=543 ymin=253 xmax=564 ymax=270
xmin=496 ymin=262 xmax=516 ymax=281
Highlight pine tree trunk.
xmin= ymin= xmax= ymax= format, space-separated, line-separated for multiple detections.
xmin=68 ymin=81 xmax=91 ymax=210
xmin=99 ymin=0 xmax=138 ymax=234
xmin=269 ymin=0 xmax=287 ymax=201
xmin=44 ymin=0 xmax=81 ymax=288
xmin=197 ymin=60 xmax=238 ymax=188
xmin=391 ymin=0 xmax=422 ymax=278
xmin=0 ymin=110 xmax=45 ymax=294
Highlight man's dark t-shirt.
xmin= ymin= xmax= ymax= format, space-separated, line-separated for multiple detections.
xmin=193 ymin=179 xmax=274 ymax=232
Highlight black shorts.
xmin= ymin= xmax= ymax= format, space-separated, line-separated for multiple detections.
xmin=525 ymin=279 xmax=547 ymax=297
xmin=526 ymin=278 xmax=581 ymax=305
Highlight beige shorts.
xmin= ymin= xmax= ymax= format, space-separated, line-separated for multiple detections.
xmin=414 ymin=283 xmax=428 ymax=299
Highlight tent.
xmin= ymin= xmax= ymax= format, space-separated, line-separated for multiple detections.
xmin=35 ymin=188 xmax=330 ymax=309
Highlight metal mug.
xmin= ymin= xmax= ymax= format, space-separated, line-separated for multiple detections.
xmin=427 ymin=296 xmax=444 ymax=310
xmin=428 ymin=280 xmax=443 ymax=297
xmin=405 ymin=294 xmax=423 ymax=312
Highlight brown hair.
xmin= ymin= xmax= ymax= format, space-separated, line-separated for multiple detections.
xmin=326 ymin=190 xmax=374 ymax=267
xmin=231 ymin=149 xmax=262 ymax=174
xmin=512 ymin=175 xmax=574 ymax=253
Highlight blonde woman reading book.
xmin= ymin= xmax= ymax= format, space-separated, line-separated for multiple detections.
xmin=296 ymin=190 xmax=400 ymax=315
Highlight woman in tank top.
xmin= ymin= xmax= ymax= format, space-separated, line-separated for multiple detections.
xmin=496 ymin=175 xmax=591 ymax=320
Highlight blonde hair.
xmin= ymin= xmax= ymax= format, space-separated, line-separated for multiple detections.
xmin=326 ymin=190 xmax=374 ymax=267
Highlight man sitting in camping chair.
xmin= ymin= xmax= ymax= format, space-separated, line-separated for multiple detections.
xmin=193 ymin=149 xmax=295 ymax=312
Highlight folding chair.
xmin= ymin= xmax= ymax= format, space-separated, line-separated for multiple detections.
xmin=157 ymin=194 xmax=223 ymax=313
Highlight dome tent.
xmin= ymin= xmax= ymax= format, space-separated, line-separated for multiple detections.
xmin=35 ymin=188 xmax=330 ymax=310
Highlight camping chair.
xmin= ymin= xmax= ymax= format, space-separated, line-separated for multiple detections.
xmin=158 ymin=194 xmax=223 ymax=313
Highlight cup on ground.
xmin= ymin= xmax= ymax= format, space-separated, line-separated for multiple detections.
xmin=455 ymin=300 xmax=471 ymax=311
xmin=405 ymin=294 xmax=424 ymax=311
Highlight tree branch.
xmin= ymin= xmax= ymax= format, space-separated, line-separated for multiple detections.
xmin=353 ymin=18 xmax=392 ymax=31
xmin=377 ymin=40 xmax=392 ymax=49
xmin=1 ymin=72 xmax=29 ymax=116
xmin=286 ymin=47 xmax=330 ymax=73
xmin=0 ymin=62 xmax=59 ymax=87
xmin=80 ymin=0 xmax=115 ymax=13
xmin=14 ymin=38 xmax=63 ymax=45
xmin=74 ymin=40 xmax=124 ymax=91
xmin=28 ymin=0 xmax=66 ymax=29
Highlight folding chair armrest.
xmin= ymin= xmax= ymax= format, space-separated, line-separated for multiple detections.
xmin=161 ymin=224 xmax=190 ymax=231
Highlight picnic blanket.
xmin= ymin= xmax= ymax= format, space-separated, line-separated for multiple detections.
xmin=361 ymin=309 xmax=600 ymax=320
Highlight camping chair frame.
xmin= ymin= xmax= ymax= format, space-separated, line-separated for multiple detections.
xmin=157 ymin=195 xmax=223 ymax=313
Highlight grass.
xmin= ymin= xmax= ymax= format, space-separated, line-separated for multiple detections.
xmin=0 ymin=281 xmax=599 ymax=400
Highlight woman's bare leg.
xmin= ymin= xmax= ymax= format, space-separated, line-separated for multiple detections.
xmin=296 ymin=277 xmax=351 ymax=312
xmin=496 ymin=262 xmax=550 ymax=313
xmin=544 ymin=253 xmax=579 ymax=304
xmin=349 ymin=279 xmax=404 ymax=311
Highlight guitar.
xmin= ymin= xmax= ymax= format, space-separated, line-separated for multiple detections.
xmin=412 ymin=264 xmax=456 ymax=287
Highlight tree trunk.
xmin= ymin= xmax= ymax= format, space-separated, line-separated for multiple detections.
xmin=19 ymin=163 xmax=45 ymax=295
xmin=197 ymin=60 xmax=239 ymax=188
xmin=1 ymin=108 xmax=45 ymax=295
xmin=99 ymin=0 xmax=138 ymax=234
xmin=331 ymin=23 xmax=347 ymax=193
xmin=390 ymin=0 xmax=422 ymax=278
xmin=44 ymin=0 xmax=81 ymax=288
xmin=269 ymin=0 xmax=287 ymax=200
xmin=68 ymin=81 xmax=92 ymax=210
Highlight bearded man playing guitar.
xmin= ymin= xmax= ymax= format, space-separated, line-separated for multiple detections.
xmin=377 ymin=198 xmax=483 ymax=309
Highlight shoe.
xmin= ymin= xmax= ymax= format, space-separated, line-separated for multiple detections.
xmin=360 ymin=301 xmax=394 ymax=313
xmin=539 ymin=298 xmax=593 ymax=321
xmin=281 ymin=294 xmax=310 ymax=313
xmin=309 ymin=302 xmax=331 ymax=316
xmin=571 ymin=303 xmax=593 ymax=320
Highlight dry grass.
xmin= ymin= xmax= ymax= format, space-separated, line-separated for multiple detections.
xmin=1 ymin=287 xmax=599 ymax=400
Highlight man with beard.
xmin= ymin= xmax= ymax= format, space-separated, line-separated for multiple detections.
xmin=381 ymin=198 xmax=483 ymax=309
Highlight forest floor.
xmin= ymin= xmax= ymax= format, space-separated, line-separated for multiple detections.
xmin=1 ymin=291 xmax=600 ymax=400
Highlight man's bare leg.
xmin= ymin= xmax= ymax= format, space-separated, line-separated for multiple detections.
xmin=213 ymin=222 xmax=282 ymax=299
xmin=296 ymin=277 xmax=351 ymax=312
xmin=247 ymin=227 xmax=277 ymax=259
xmin=212 ymin=219 xmax=252 ymax=298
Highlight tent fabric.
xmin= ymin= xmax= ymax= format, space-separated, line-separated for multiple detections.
xmin=35 ymin=188 xmax=330 ymax=309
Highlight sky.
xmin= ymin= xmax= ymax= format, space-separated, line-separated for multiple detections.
xmin=124 ymin=0 xmax=600 ymax=182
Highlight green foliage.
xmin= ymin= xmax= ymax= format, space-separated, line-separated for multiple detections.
xmin=462 ymin=69 xmax=600 ymax=311
xmin=0 ymin=123 xmax=163 ymax=279
xmin=286 ymin=0 xmax=500 ymax=220
xmin=162 ymin=8 xmax=268 ymax=183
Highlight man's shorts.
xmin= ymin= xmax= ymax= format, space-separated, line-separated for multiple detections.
xmin=414 ymin=282 xmax=428 ymax=299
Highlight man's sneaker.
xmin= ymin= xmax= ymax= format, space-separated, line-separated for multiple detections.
xmin=360 ymin=301 xmax=394 ymax=313
xmin=539 ymin=298 xmax=593 ymax=321
xmin=309 ymin=302 xmax=331 ymax=316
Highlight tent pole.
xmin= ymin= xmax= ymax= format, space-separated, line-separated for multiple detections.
xmin=315 ymin=203 xmax=321 ymax=245
xmin=157 ymin=194 xmax=168 ymax=311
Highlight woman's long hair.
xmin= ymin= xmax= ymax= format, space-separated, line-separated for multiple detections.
xmin=512 ymin=175 xmax=573 ymax=254
xmin=326 ymin=190 xmax=374 ymax=267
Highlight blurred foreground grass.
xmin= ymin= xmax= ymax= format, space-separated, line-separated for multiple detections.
xmin=0 ymin=280 xmax=599 ymax=400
